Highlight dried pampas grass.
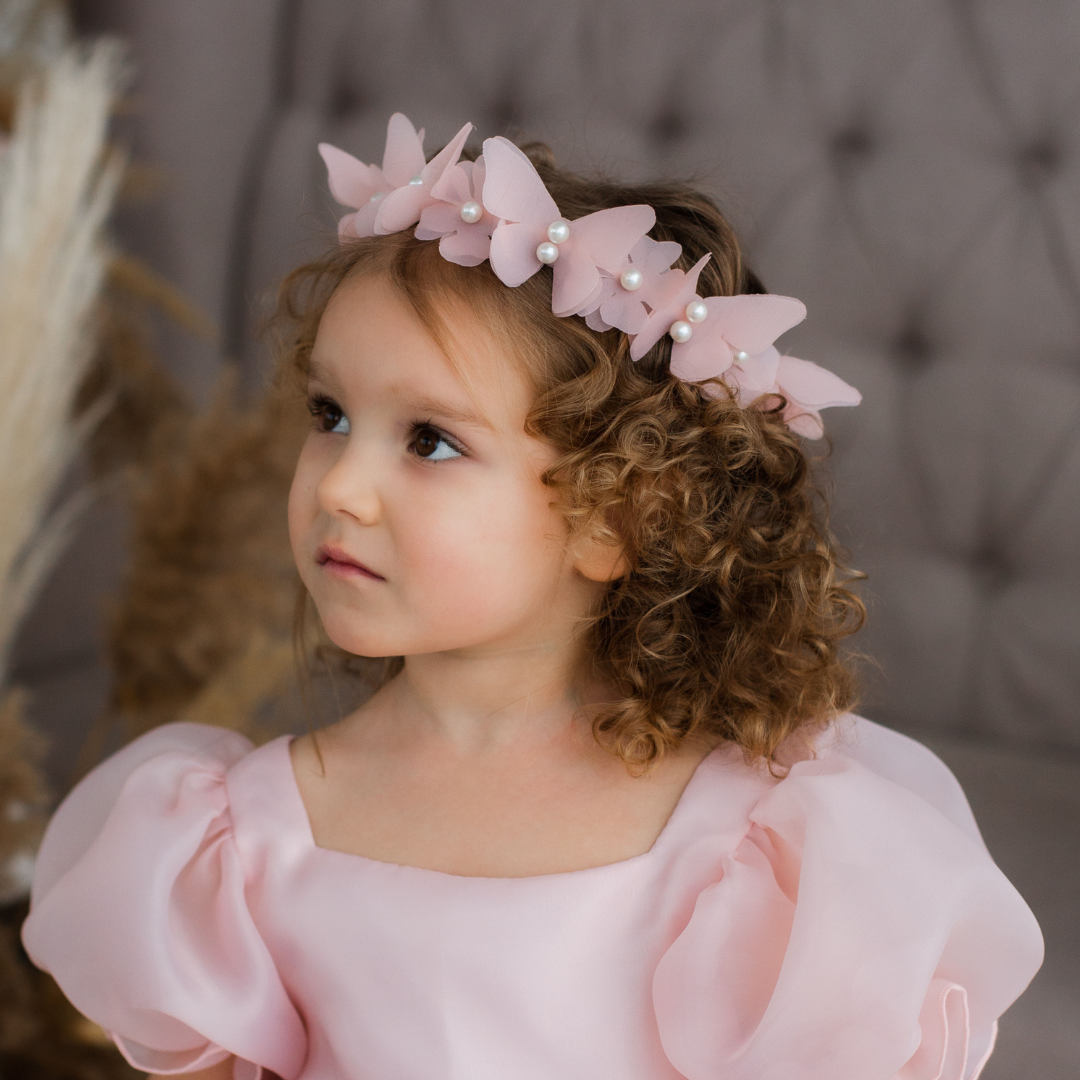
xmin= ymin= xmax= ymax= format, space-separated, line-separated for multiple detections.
xmin=0 ymin=690 xmax=46 ymax=906
xmin=0 ymin=0 xmax=67 ymax=64
xmin=76 ymin=253 xmax=197 ymax=480
xmin=104 ymin=374 xmax=310 ymax=742
xmin=0 ymin=39 xmax=124 ymax=675
xmin=175 ymin=631 xmax=298 ymax=742
xmin=0 ymin=0 xmax=67 ymax=127
xmin=0 ymin=29 xmax=124 ymax=895
xmin=0 ymin=21 xmax=180 ymax=1080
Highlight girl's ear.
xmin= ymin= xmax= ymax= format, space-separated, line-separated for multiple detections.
xmin=571 ymin=532 xmax=629 ymax=583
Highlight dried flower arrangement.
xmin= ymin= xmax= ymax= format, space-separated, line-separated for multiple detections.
xmin=0 ymin=3 xmax=143 ymax=1075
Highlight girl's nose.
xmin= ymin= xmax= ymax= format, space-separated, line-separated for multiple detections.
xmin=315 ymin=439 xmax=383 ymax=526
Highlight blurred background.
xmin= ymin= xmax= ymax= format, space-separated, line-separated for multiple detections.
xmin=0 ymin=1 xmax=1076 ymax=1077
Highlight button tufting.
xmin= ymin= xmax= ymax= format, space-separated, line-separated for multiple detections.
xmin=1015 ymin=137 xmax=1063 ymax=188
xmin=488 ymin=98 xmax=519 ymax=133
xmin=829 ymin=125 xmax=875 ymax=173
xmin=329 ymin=80 xmax=363 ymax=120
xmin=649 ymin=108 xmax=689 ymax=148
xmin=892 ymin=322 xmax=934 ymax=369
xmin=971 ymin=545 xmax=1013 ymax=595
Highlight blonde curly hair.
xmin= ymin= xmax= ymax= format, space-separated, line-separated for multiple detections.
xmin=277 ymin=143 xmax=864 ymax=771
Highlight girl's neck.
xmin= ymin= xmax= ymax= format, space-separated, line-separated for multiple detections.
xmin=373 ymin=642 xmax=598 ymax=756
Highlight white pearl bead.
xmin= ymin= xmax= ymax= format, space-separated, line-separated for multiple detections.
xmin=408 ymin=175 xmax=424 ymax=186
xmin=536 ymin=241 xmax=560 ymax=265
xmin=735 ymin=351 xmax=750 ymax=362
xmin=547 ymin=220 xmax=570 ymax=245
xmin=620 ymin=267 xmax=643 ymax=291
xmin=669 ymin=320 xmax=693 ymax=344
xmin=459 ymin=201 xmax=483 ymax=223
xmin=685 ymin=299 xmax=709 ymax=323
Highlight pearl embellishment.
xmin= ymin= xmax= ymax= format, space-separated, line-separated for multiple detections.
xmin=408 ymin=175 xmax=424 ymax=186
xmin=620 ymin=267 xmax=643 ymax=291
xmin=735 ymin=351 xmax=750 ymax=362
xmin=459 ymin=201 xmax=483 ymax=223
xmin=669 ymin=320 xmax=693 ymax=344
xmin=546 ymin=220 xmax=570 ymax=245
xmin=536 ymin=241 xmax=560 ymax=265
xmin=685 ymin=299 xmax=709 ymax=323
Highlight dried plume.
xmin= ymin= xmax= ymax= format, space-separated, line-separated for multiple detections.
xmin=0 ymin=38 xmax=124 ymax=675
xmin=0 ymin=690 xmax=46 ymax=906
xmin=0 ymin=22 xmax=139 ymax=1076
xmin=101 ymin=374 xmax=311 ymax=746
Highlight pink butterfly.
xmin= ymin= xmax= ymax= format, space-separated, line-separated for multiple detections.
xmin=318 ymin=113 xmax=428 ymax=239
xmin=773 ymin=356 xmax=862 ymax=438
xmin=714 ymin=349 xmax=860 ymax=438
xmin=415 ymin=155 xmax=500 ymax=267
xmin=376 ymin=122 xmax=474 ymax=234
xmin=668 ymin=294 xmax=806 ymax=381
xmin=628 ymin=255 xmax=712 ymax=360
xmin=582 ymin=235 xmax=685 ymax=335
xmin=668 ymin=294 xmax=859 ymax=437
xmin=481 ymin=137 xmax=655 ymax=317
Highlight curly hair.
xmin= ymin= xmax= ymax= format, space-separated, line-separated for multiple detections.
xmin=276 ymin=142 xmax=864 ymax=771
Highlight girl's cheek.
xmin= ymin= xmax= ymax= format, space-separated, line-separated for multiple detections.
xmin=402 ymin=478 xmax=557 ymax=586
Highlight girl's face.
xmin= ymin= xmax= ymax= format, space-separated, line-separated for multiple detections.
xmin=289 ymin=274 xmax=607 ymax=660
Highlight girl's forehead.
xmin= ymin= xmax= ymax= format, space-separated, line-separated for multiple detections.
xmin=314 ymin=274 xmax=533 ymax=427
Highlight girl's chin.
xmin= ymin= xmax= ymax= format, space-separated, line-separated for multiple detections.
xmin=313 ymin=612 xmax=416 ymax=659
xmin=316 ymin=624 xmax=400 ymax=660
xmin=309 ymin=598 xmax=524 ymax=659
xmin=316 ymin=622 xmax=500 ymax=661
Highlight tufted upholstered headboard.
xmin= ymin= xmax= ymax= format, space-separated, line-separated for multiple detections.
xmin=20 ymin=3 xmax=1079 ymax=1073
xmin=224 ymin=0 xmax=1080 ymax=751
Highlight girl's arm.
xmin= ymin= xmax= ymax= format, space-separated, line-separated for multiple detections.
xmin=148 ymin=1060 xmax=234 ymax=1080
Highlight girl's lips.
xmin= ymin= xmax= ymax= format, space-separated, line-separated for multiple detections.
xmin=316 ymin=544 xmax=385 ymax=581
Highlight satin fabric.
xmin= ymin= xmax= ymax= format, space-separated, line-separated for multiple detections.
xmin=22 ymin=716 xmax=1042 ymax=1080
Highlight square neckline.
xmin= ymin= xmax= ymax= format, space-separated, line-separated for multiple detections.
xmin=277 ymin=734 xmax=726 ymax=882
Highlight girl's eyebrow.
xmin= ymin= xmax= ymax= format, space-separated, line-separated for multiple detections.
xmin=306 ymin=358 xmax=345 ymax=393
xmin=308 ymin=360 xmax=494 ymax=432
xmin=396 ymin=393 xmax=495 ymax=432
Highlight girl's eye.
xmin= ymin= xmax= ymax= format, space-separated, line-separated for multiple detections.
xmin=310 ymin=397 xmax=350 ymax=435
xmin=410 ymin=424 xmax=463 ymax=462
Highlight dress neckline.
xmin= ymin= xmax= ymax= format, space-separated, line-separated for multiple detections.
xmin=274 ymin=734 xmax=725 ymax=882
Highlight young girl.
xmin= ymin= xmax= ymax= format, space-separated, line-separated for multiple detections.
xmin=23 ymin=114 xmax=1042 ymax=1080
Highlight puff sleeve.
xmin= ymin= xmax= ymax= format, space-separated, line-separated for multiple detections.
xmin=652 ymin=753 xmax=1043 ymax=1080
xmin=21 ymin=724 xmax=307 ymax=1079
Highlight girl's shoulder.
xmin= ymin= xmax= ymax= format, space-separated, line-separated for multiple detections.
xmin=28 ymin=723 xmax=307 ymax=901
xmin=29 ymin=724 xmax=262 ymax=902
xmin=654 ymin=715 xmax=1045 ymax=1079
xmin=804 ymin=712 xmax=986 ymax=840
xmin=22 ymin=723 xmax=308 ymax=1079
xmin=683 ymin=713 xmax=987 ymax=857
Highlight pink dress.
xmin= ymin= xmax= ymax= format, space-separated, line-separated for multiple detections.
xmin=22 ymin=715 xmax=1042 ymax=1080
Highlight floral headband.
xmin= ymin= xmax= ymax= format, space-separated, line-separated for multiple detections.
xmin=319 ymin=114 xmax=860 ymax=437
